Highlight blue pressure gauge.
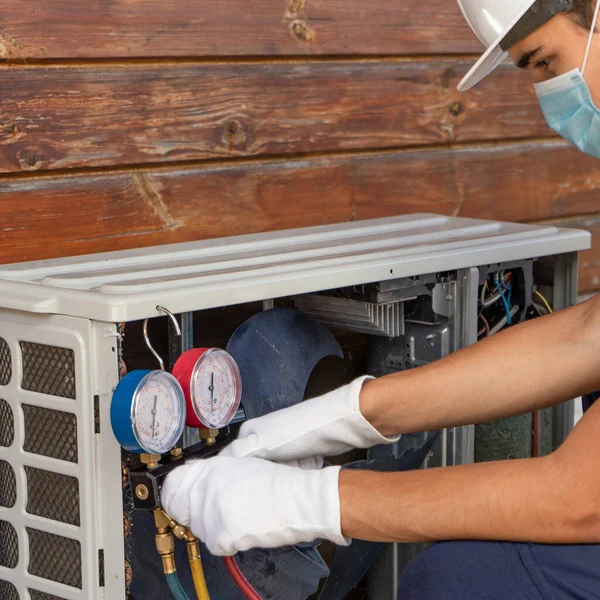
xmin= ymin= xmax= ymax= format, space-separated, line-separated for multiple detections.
xmin=111 ymin=370 xmax=187 ymax=454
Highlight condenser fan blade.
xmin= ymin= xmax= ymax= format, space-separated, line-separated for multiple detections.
xmin=226 ymin=307 xmax=344 ymax=419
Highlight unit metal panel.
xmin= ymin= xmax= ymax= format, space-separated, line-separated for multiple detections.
xmin=0 ymin=310 xmax=123 ymax=600
xmin=0 ymin=215 xmax=590 ymax=322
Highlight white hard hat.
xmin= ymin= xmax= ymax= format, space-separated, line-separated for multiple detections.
xmin=457 ymin=0 xmax=574 ymax=91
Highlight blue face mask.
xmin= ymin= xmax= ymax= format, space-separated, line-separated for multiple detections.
xmin=534 ymin=69 xmax=600 ymax=159
xmin=533 ymin=0 xmax=600 ymax=159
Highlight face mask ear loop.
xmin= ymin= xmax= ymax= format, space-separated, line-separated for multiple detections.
xmin=582 ymin=0 xmax=600 ymax=75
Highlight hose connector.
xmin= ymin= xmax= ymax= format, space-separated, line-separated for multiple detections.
xmin=154 ymin=509 xmax=177 ymax=575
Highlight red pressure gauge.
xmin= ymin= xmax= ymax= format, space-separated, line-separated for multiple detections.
xmin=173 ymin=348 xmax=242 ymax=429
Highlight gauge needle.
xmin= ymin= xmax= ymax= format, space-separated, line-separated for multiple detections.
xmin=151 ymin=395 xmax=158 ymax=439
xmin=210 ymin=373 xmax=215 ymax=405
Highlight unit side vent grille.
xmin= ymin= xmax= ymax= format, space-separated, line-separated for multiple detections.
xmin=27 ymin=528 xmax=82 ymax=589
xmin=30 ymin=591 xmax=68 ymax=600
xmin=20 ymin=342 xmax=76 ymax=400
xmin=0 ymin=399 xmax=15 ymax=447
xmin=0 ymin=580 xmax=19 ymax=600
xmin=25 ymin=467 xmax=80 ymax=526
xmin=0 ymin=338 xmax=11 ymax=386
xmin=0 ymin=520 xmax=19 ymax=568
xmin=0 ymin=460 xmax=17 ymax=508
xmin=22 ymin=405 xmax=78 ymax=463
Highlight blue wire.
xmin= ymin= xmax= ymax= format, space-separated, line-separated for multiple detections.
xmin=495 ymin=281 xmax=512 ymax=325
xmin=165 ymin=572 xmax=191 ymax=600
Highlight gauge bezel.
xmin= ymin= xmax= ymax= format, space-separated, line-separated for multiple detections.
xmin=130 ymin=370 xmax=186 ymax=454
xmin=111 ymin=369 xmax=186 ymax=454
xmin=190 ymin=348 xmax=242 ymax=429
xmin=174 ymin=348 xmax=242 ymax=429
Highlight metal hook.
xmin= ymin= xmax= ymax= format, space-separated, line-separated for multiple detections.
xmin=156 ymin=305 xmax=182 ymax=337
xmin=143 ymin=306 xmax=181 ymax=371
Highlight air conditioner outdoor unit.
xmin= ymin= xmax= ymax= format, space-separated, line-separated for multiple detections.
xmin=0 ymin=214 xmax=590 ymax=600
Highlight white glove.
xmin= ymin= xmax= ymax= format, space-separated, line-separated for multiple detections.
xmin=161 ymin=456 xmax=349 ymax=556
xmin=221 ymin=376 xmax=400 ymax=464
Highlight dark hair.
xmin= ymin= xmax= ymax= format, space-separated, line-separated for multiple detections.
xmin=571 ymin=0 xmax=595 ymax=28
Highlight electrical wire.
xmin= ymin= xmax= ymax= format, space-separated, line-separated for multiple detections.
xmin=535 ymin=290 xmax=553 ymax=314
xmin=166 ymin=572 xmax=191 ymax=600
xmin=495 ymin=281 xmax=512 ymax=326
xmin=224 ymin=556 xmax=263 ymax=600
xmin=478 ymin=313 xmax=490 ymax=337
xmin=489 ymin=305 xmax=520 ymax=336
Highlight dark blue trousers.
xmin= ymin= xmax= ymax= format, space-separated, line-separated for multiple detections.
xmin=398 ymin=540 xmax=600 ymax=599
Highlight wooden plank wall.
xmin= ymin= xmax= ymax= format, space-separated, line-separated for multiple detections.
xmin=1 ymin=0 xmax=599 ymax=291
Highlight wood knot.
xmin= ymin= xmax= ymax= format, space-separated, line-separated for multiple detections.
xmin=17 ymin=149 xmax=43 ymax=171
xmin=226 ymin=121 xmax=240 ymax=136
xmin=287 ymin=0 xmax=305 ymax=15
xmin=223 ymin=119 xmax=247 ymax=149
xmin=290 ymin=20 xmax=314 ymax=42
xmin=449 ymin=102 xmax=464 ymax=117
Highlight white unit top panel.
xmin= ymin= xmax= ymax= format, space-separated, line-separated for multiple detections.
xmin=0 ymin=214 xmax=590 ymax=322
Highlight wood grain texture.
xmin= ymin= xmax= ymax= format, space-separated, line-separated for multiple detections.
xmin=0 ymin=0 xmax=479 ymax=59
xmin=0 ymin=61 xmax=546 ymax=172
xmin=549 ymin=217 xmax=600 ymax=293
xmin=2 ymin=140 xmax=598 ymax=265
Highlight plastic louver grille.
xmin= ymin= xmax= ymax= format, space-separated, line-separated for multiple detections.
xmin=20 ymin=342 xmax=76 ymax=400
xmin=25 ymin=467 xmax=80 ymax=526
xmin=22 ymin=405 xmax=78 ymax=463
xmin=0 ymin=338 xmax=10 ymax=386
xmin=0 ymin=399 xmax=15 ymax=447
xmin=0 ymin=580 xmax=19 ymax=600
xmin=0 ymin=460 xmax=17 ymax=508
xmin=0 ymin=520 xmax=19 ymax=569
xmin=29 ymin=591 xmax=67 ymax=600
xmin=27 ymin=528 xmax=82 ymax=589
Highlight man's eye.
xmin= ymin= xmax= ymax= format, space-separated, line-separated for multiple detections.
xmin=535 ymin=59 xmax=550 ymax=70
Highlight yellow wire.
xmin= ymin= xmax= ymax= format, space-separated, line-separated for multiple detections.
xmin=535 ymin=291 xmax=553 ymax=314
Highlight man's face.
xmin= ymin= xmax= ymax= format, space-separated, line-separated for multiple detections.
xmin=507 ymin=13 xmax=600 ymax=103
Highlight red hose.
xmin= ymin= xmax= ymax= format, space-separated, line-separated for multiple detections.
xmin=223 ymin=556 xmax=263 ymax=600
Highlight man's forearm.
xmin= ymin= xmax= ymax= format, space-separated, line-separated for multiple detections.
xmin=339 ymin=453 xmax=598 ymax=545
xmin=361 ymin=295 xmax=600 ymax=436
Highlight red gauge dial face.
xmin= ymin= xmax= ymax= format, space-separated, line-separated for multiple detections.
xmin=190 ymin=349 xmax=242 ymax=429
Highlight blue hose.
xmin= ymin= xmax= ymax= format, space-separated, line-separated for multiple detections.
xmin=166 ymin=572 xmax=191 ymax=600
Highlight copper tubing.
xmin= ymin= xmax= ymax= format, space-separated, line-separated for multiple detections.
xmin=531 ymin=410 xmax=542 ymax=458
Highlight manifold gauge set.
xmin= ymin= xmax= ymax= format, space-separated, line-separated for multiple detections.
xmin=110 ymin=309 xmax=242 ymax=454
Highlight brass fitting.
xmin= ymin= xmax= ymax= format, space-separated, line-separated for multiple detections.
xmin=199 ymin=428 xmax=219 ymax=446
xmin=154 ymin=509 xmax=177 ymax=573
xmin=186 ymin=538 xmax=201 ymax=561
xmin=141 ymin=453 xmax=162 ymax=469
xmin=154 ymin=509 xmax=171 ymax=531
xmin=155 ymin=530 xmax=176 ymax=574
xmin=170 ymin=447 xmax=183 ymax=459
xmin=135 ymin=484 xmax=149 ymax=501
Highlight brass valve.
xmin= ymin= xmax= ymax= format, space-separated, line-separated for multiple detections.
xmin=199 ymin=428 xmax=219 ymax=446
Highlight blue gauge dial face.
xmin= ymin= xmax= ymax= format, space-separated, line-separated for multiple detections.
xmin=131 ymin=371 xmax=185 ymax=454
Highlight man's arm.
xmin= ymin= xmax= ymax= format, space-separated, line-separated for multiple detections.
xmin=340 ymin=397 xmax=600 ymax=544
xmin=361 ymin=294 xmax=600 ymax=436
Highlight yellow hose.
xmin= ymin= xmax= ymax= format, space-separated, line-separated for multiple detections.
xmin=187 ymin=539 xmax=211 ymax=600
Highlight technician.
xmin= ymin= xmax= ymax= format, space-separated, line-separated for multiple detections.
xmin=163 ymin=1 xmax=600 ymax=598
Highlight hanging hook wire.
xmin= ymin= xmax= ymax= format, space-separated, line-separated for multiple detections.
xmin=156 ymin=305 xmax=182 ymax=336
xmin=143 ymin=306 xmax=181 ymax=371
